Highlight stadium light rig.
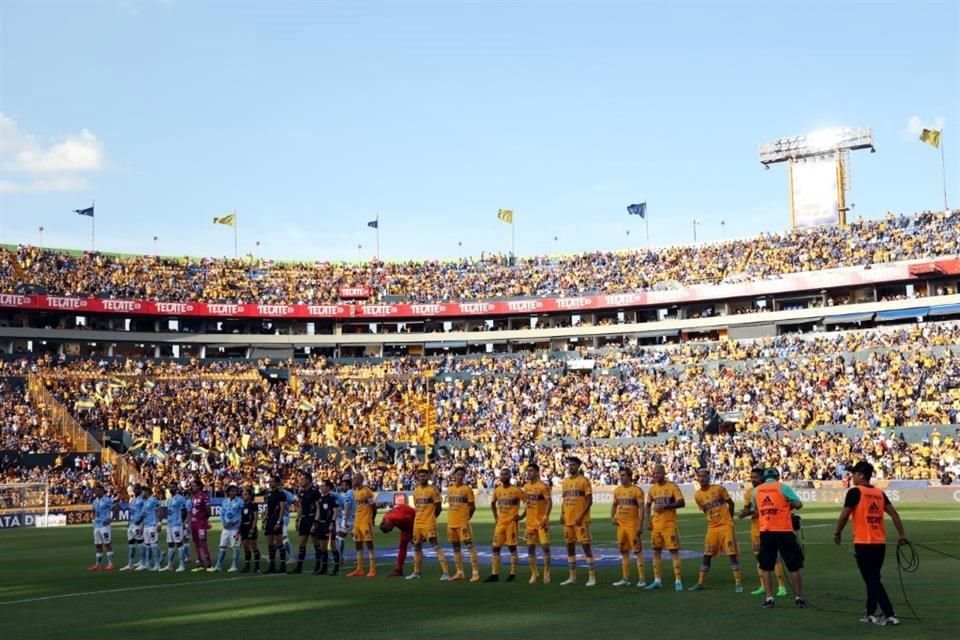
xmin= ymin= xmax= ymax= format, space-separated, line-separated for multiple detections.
xmin=759 ymin=127 xmax=874 ymax=166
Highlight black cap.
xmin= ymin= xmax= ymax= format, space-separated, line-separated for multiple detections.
xmin=567 ymin=456 xmax=583 ymax=465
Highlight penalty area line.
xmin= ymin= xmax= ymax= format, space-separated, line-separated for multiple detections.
xmin=0 ymin=576 xmax=249 ymax=607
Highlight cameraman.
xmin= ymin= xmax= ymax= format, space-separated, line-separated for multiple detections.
xmin=750 ymin=468 xmax=806 ymax=609
xmin=833 ymin=461 xmax=908 ymax=627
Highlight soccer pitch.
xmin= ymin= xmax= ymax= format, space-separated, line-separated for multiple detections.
xmin=0 ymin=504 xmax=957 ymax=640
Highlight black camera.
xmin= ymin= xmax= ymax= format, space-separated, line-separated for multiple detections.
xmin=792 ymin=514 xmax=802 ymax=532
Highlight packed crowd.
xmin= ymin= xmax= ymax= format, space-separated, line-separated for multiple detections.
xmin=3 ymin=321 xmax=960 ymax=501
xmin=6 ymin=210 xmax=958 ymax=304
xmin=0 ymin=379 xmax=70 ymax=454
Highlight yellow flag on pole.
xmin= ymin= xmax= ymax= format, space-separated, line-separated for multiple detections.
xmin=920 ymin=128 xmax=941 ymax=149
xmin=212 ymin=213 xmax=236 ymax=226
xmin=497 ymin=209 xmax=514 ymax=224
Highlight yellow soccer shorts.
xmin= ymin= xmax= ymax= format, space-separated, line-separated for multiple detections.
xmin=492 ymin=521 xmax=519 ymax=547
xmin=563 ymin=523 xmax=592 ymax=545
xmin=704 ymin=526 xmax=739 ymax=557
xmin=616 ymin=525 xmax=643 ymax=554
xmin=412 ymin=524 xmax=438 ymax=545
xmin=446 ymin=524 xmax=473 ymax=544
xmin=651 ymin=525 xmax=680 ymax=550
xmin=524 ymin=524 xmax=551 ymax=546
xmin=353 ymin=524 xmax=374 ymax=544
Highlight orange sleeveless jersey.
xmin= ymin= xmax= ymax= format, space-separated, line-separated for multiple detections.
xmin=755 ymin=482 xmax=792 ymax=533
xmin=851 ymin=485 xmax=887 ymax=545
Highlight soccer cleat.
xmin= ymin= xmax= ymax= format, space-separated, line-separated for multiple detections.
xmin=860 ymin=615 xmax=878 ymax=624
xmin=104 ymin=565 xmax=114 ymax=571
xmin=585 ymin=577 xmax=596 ymax=587
xmin=386 ymin=569 xmax=403 ymax=578
xmin=450 ymin=572 xmax=466 ymax=582
xmin=644 ymin=580 xmax=662 ymax=590
xmin=528 ymin=574 xmax=539 ymax=584
xmin=674 ymin=581 xmax=683 ymax=592
xmin=289 ymin=567 xmax=303 ymax=575
xmin=152 ymin=566 xmax=161 ymax=572
xmin=795 ymin=598 xmax=808 ymax=609
xmin=470 ymin=575 xmax=480 ymax=583
xmin=227 ymin=567 xmax=238 ymax=573
xmin=636 ymin=580 xmax=647 ymax=588
xmin=175 ymin=566 xmax=186 ymax=573
xmin=560 ymin=577 xmax=577 ymax=586
xmin=365 ymin=569 xmax=377 ymax=578
xmin=484 ymin=575 xmax=500 ymax=583
xmin=735 ymin=585 xmax=744 ymax=593
xmin=119 ymin=565 xmax=132 ymax=572
xmin=87 ymin=565 xmax=100 ymax=572
xmin=542 ymin=574 xmax=551 ymax=584
xmin=751 ymin=587 xmax=766 ymax=595
xmin=776 ymin=586 xmax=789 ymax=597
xmin=506 ymin=575 xmax=516 ymax=583
xmin=612 ymin=579 xmax=631 ymax=587
xmin=136 ymin=565 xmax=148 ymax=572
xmin=191 ymin=566 xmax=206 ymax=573
xmin=133 ymin=563 xmax=143 ymax=571
xmin=207 ymin=567 xmax=220 ymax=573
xmin=688 ymin=583 xmax=705 ymax=591
xmin=762 ymin=598 xmax=776 ymax=609
xmin=874 ymin=616 xmax=900 ymax=626
xmin=440 ymin=573 xmax=451 ymax=582
xmin=346 ymin=569 xmax=364 ymax=577
xmin=405 ymin=573 xmax=422 ymax=580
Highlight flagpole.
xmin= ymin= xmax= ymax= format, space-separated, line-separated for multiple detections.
xmin=376 ymin=213 xmax=380 ymax=260
xmin=645 ymin=214 xmax=650 ymax=249
xmin=941 ymin=138 xmax=949 ymax=211
xmin=511 ymin=214 xmax=515 ymax=262
xmin=233 ymin=209 xmax=238 ymax=258
xmin=91 ymin=200 xmax=95 ymax=252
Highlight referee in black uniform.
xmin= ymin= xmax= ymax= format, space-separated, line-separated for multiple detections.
xmin=265 ymin=476 xmax=287 ymax=574
xmin=315 ymin=480 xmax=340 ymax=575
xmin=293 ymin=471 xmax=321 ymax=574
xmin=239 ymin=487 xmax=260 ymax=573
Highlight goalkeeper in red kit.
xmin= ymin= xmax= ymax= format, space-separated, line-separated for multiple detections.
xmin=379 ymin=503 xmax=416 ymax=577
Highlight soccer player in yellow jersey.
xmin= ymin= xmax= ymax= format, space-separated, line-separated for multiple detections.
xmin=348 ymin=473 xmax=377 ymax=578
xmin=408 ymin=469 xmax=451 ymax=581
xmin=644 ymin=463 xmax=686 ymax=591
xmin=610 ymin=466 xmax=646 ymax=588
xmin=689 ymin=468 xmax=743 ymax=592
xmin=520 ymin=463 xmax=552 ymax=584
xmin=485 ymin=468 xmax=523 ymax=583
xmin=560 ymin=456 xmax=596 ymax=587
xmin=445 ymin=466 xmax=480 ymax=582
xmin=738 ymin=468 xmax=788 ymax=597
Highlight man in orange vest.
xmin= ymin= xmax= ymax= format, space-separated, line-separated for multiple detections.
xmin=749 ymin=467 xmax=806 ymax=609
xmin=833 ymin=461 xmax=908 ymax=627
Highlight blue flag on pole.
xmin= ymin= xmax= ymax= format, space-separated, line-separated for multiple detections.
xmin=627 ymin=203 xmax=646 ymax=218
xmin=367 ymin=219 xmax=378 ymax=229
xmin=75 ymin=206 xmax=95 ymax=217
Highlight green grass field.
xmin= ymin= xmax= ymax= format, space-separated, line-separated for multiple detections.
xmin=0 ymin=504 xmax=957 ymax=640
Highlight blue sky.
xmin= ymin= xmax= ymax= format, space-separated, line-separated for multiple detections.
xmin=0 ymin=0 xmax=957 ymax=262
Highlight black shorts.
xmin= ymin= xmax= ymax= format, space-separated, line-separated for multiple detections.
xmin=297 ymin=518 xmax=316 ymax=536
xmin=240 ymin=527 xmax=258 ymax=541
xmin=315 ymin=522 xmax=333 ymax=539
xmin=264 ymin=518 xmax=282 ymax=535
xmin=758 ymin=531 xmax=804 ymax=572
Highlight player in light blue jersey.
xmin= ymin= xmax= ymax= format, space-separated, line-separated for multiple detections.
xmin=336 ymin=478 xmax=355 ymax=565
xmin=121 ymin=485 xmax=144 ymax=571
xmin=89 ymin=485 xmax=115 ymax=571
xmin=139 ymin=486 xmax=162 ymax=571
xmin=282 ymin=488 xmax=296 ymax=559
xmin=162 ymin=484 xmax=190 ymax=571
xmin=210 ymin=485 xmax=244 ymax=572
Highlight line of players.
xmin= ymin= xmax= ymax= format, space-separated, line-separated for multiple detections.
xmin=89 ymin=457 xmax=802 ymax=600
xmin=89 ymin=475 xmax=360 ymax=575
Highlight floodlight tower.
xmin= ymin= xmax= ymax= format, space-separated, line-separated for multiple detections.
xmin=759 ymin=127 xmax=875 ymax=229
